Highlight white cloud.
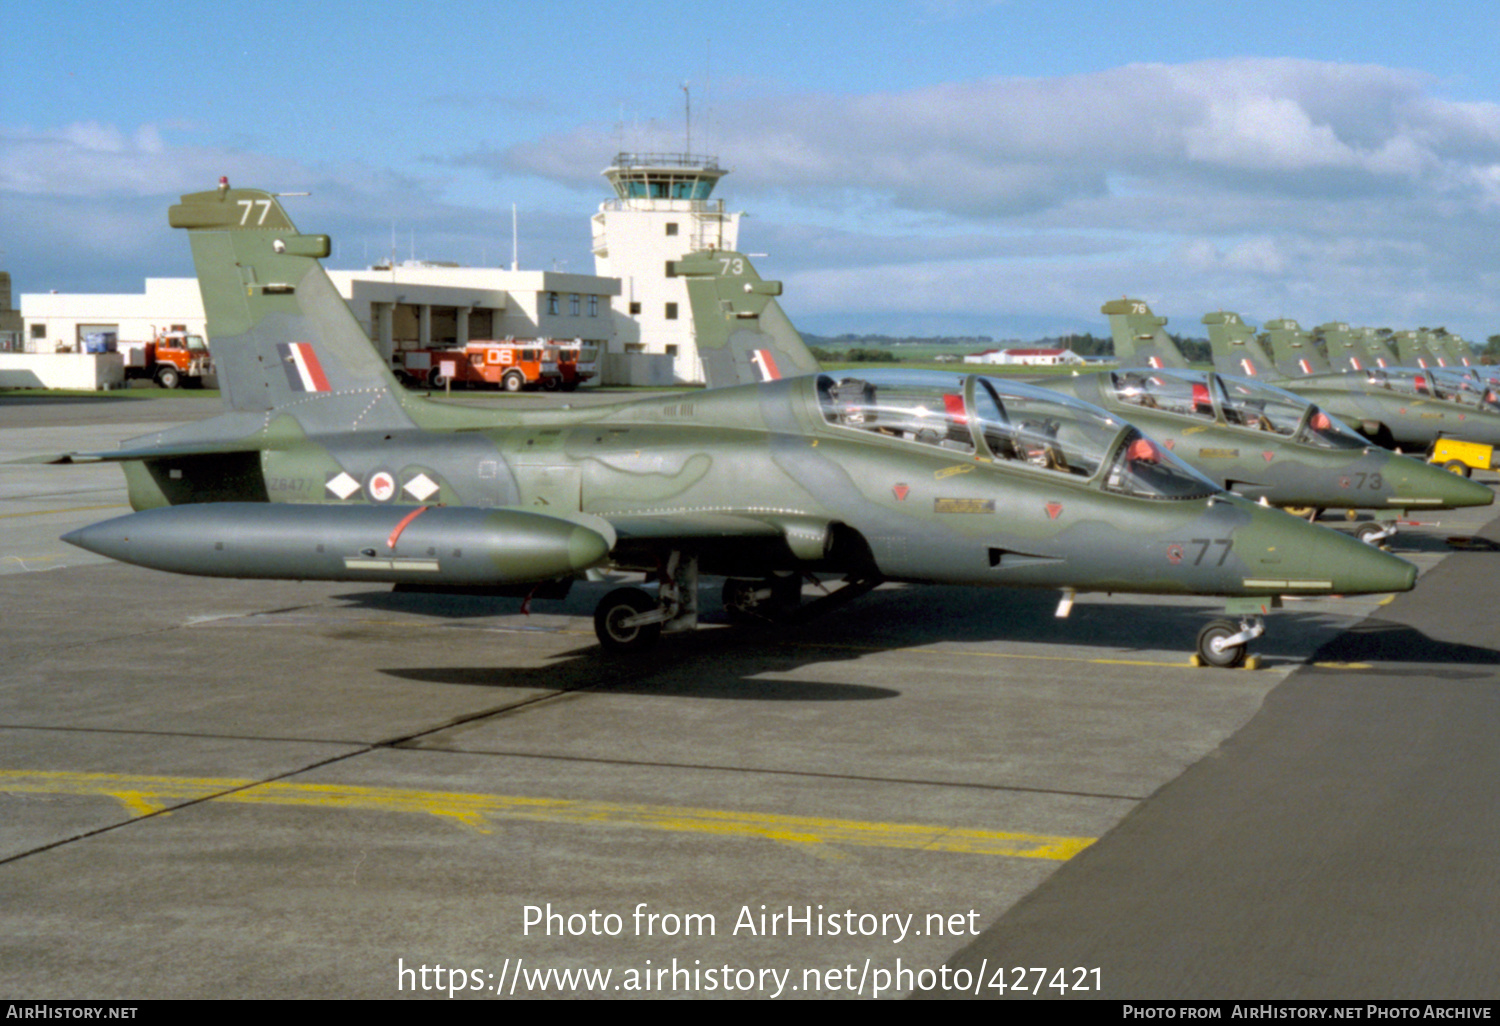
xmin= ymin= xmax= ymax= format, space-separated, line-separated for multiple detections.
xmin=14 ymin=56 xmax=1500 ymax=339
xmin=493 ymin=57 xmax=1500 ymax=223
xmin=0 ymin=122 xmax=307 ymax=198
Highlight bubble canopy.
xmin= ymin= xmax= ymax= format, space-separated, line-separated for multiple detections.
xmin=1364 ymin=367 xmax=1500 ymax=413
xmin=816 ymin=371 xmax=1220 ymax=501
xmin=1109 ymin=368 xmax=1368 ymax=450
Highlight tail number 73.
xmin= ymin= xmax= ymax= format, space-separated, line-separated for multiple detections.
xmin=1170 ymin=538 xmax=1232 ymax=566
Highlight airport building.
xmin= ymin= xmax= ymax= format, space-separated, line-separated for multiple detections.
xmin=17 ymin=152 xmax=746 ymax=387
xmin=964 ymin=347 xmax=1085 ymax=366
xmin=21 ymin=266 xmax=618 ymax=365
xmin=591 ymin=152 xmax=742 ymax=383
xmin=0 ymin=273 xmax=22 ymax=352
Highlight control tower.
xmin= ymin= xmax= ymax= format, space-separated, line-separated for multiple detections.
xmin=591 ymin=152 xmax=741 ymax=383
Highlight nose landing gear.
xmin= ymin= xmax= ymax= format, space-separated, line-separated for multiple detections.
xmin=1194 ymin=616 xmax=1266 ymax=669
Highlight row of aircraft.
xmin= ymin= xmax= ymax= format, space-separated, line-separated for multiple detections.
xmin=1106 ymin=300 xmax=1500 ymax=456
xmin=48 ymin=183 xmax=1483 ymax=671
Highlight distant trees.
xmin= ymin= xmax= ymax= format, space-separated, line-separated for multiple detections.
xmin=808 ymin=345 xmax=898 ymax=363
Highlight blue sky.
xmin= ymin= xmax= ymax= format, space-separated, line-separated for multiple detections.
xmin=8 ymin=0 xmax=1500 ymax=341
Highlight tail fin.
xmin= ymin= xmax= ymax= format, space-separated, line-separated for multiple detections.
xmin=1436 ymin=332 xmax=1474 ymax=367
xmin=1263 ymin=318 xmax=1330 ymax=377
xmin=169 ymin=183 xmax=418 ymax=433
xmin=1322 ymin=322 xmax=1372 ymax=373
xmin=1359 ymin=330 xmax=1399 ymax=370
xmin=673 ymin=250 xmax=821 ymax=389
xmin=1202 ymin=310 xmax=1283 ymax=380
xmin=1101 ymin=298 xmax=1190 ymax=369
xmin=1392 ymin=330 xmax=1431 ymax=368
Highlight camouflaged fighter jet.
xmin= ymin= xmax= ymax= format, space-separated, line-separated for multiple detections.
xmin=1126 ymin=300 xmax=1500 ymax=454
xmin=55 ymin=185 xmax=1416 ymax=668
xmin=1040 ymin=366 xmax=1491 ymax=533
xmin=1079 ymin=306 xmax=1492 ymax=531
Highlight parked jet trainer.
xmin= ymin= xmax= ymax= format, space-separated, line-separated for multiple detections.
xmin=1089 ymin=304 xmax=1491 ymax=534
xmin=1041 ymin=366 xmax=1491 ymax=532
xmin=57 ymin=184 xmax=1416 ymax=667
xmin=1108 ymin=299 xmax=1500 ymax=454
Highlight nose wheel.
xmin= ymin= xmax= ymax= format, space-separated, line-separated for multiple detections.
xmin=1195 ymin=616 xmax=1265 ymax=669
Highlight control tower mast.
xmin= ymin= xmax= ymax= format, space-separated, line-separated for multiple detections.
xmin=591 ymin=152 xmax=742 ymax=383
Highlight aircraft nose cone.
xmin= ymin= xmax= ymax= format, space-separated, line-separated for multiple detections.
xmin=1320 ymin=530 xmax=1417 ymax=595
xmin=1240 ymin=502 xmax=1416 ymax=596
xmin=1386 ymin=455 xmax=1496 ymax=509
xmin=1434 ymin=467 xmax=1495 ymax=509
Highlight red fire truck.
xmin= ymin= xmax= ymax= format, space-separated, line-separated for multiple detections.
xmin=546 ymin=341 xmax=600 ymax=391
xmin=399 ymin=340 xmax=560 ymax=392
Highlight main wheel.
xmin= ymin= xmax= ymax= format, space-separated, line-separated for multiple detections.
xmin=1355 ymin=521 xmax=1391 ymax=545
xmin=1196 ymin=619 xmax=1247 ymax=668
xmin=155 ymin=366 xmax=180 ymax=389
xmin=721 ymin=574 xmax=802 ymax=623
xmin=1281 ymin=506 xmax=1323 ymax=522
xmin=1443 ymin=459 xmax=1473 ymax=478
xmin=502 ymin=372 xmax=525 ymax=393
xmin=594 ymin=587 xmax=662 ymax=653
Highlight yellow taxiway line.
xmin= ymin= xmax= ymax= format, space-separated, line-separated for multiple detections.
xmin=0 ymin=504 xmax=129 ymax=519
xmin=0 ymin=770 xmax=1094 ymax=861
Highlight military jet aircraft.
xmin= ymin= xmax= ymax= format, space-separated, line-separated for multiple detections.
xmin=1106 ymin=299 xmax=1500 ymax=454
xmin=1077 ymin=307 xmax=1492 ymax=531
xmin=56 ymin=185 xmax=1416 ymax=668
xmin=1041 ymin=366 xmax=1491 ymax=531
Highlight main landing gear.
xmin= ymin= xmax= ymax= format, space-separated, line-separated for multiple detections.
xmin=721 ymin=573 xmax=802 ymax=622
xmin=591 ymin=552 xmax=882 ymax=654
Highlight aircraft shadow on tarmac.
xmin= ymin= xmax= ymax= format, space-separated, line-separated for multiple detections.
xmin=336 ymin=580 xmax=1391 ymax=699
xmin=1309 ymin=619 xmax=1500 ymax=675
xmin=1383 ymin=532 xmax=1500 ymax=556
